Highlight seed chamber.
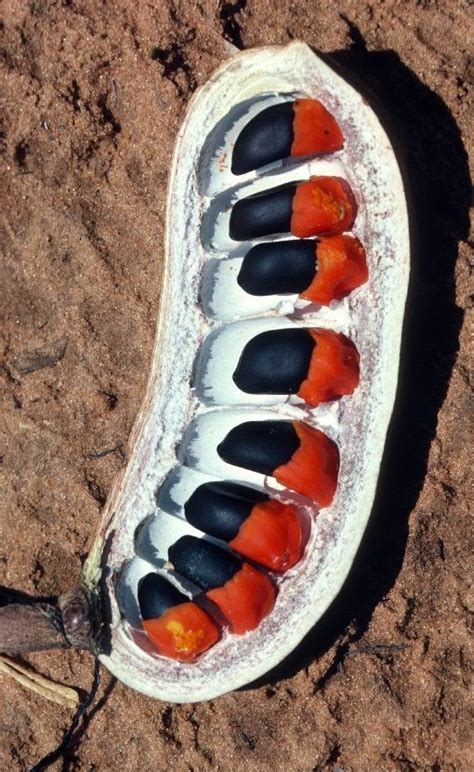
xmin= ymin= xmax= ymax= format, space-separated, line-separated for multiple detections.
xmin=116 ymin=90 xmax=368 ymax=661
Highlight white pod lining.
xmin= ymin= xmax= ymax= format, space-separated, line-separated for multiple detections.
xmin=82 ymin=41 xmax=409 ymax=703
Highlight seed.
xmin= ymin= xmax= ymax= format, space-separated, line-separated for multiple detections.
xmin=137 ymin=573 xmax=219 ymax=662
xmin=184 ymin=481 xmax=306 ymax=572
xmin=301 ymin=234 xmax=368 ymax=304
xmin=230 ymin=182 xmax=296 ymax=241
xmin=232 ymin=101 xmax=294 ymax=175
xmin=229 ymin=176 xmax=356 ymax=242
xmin=231 ymin=98 xmax=344 ymax=175
xmin=237 ymin=239 xmax=317 ymax=296
xmin=217 ymin=420 xmax=340 ymax=507
xmin=232 ymin=328 xmax=315 ymax=395
xmin=138 ymin=573 xmax=187 ymax=620
xmin=217 ymin=420 xmax=300 ymax=476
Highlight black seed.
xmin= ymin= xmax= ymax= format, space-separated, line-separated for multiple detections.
xmin=169 ymin=535 xmax=242 ymax=591
xmin=229 ymin=183 xmax=297 ymax=241
xmin=138 ymin=573 xmax=187 ymax=620
xmin=231 ymin=101 xmax=294 ymax=175
xmin=185 ymin=481 xmax=268 ymax=542
xmin=233 ymin=329 xmax=315 ymax=395
xmin=217 ymin=421 xmax=300 ymax=475
xmin=237 ymin=240 xmax=317 ymax=296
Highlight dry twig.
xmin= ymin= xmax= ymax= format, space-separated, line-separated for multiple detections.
xmin=0 ymin=655 xmax=80 ymax=708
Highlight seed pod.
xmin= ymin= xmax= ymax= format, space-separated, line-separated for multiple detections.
xmin=80 ymin=42 xmax=409 ymax=703
xmin=169 ymin=536 xmax=276 ymax=634
xmin=138 ymin=573 xmax=219 ymax=662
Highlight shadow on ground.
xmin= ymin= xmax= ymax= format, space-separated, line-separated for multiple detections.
xmin=250 ymin=20 xmax=471 ymax=689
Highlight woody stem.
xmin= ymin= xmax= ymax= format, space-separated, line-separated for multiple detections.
xmin=0 ymin=586 xmax=94 ymax=655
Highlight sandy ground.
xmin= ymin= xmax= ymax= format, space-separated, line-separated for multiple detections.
xmin=0 ymin=1 xmax=472 ymax=769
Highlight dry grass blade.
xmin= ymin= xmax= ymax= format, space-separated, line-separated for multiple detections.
xmin=0 ymin=655 xmax=79 ymax=708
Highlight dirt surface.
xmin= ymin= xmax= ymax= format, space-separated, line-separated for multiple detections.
xmin=0 ymin=1 xmax=472 ymax=769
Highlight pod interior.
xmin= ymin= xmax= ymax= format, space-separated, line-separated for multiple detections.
xmin=82 ymin=42 xmax=409 ymax=703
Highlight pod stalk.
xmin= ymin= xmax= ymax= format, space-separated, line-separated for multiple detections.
xmin=0 ymin=586 xmax=95 ymax=655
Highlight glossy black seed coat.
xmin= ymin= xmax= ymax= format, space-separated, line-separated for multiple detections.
xmin=238 ymin=240 xmax=317 ymax=296
xmin=233 ymin=329 xmax=315 ymax=395
xmin=217 ymin=421 xmax=300 ymax=475
xmin=138 ymin=573 xmax=186 ymax=620
xmin=231 ymin=101 xmax=294 ymax=175
xmin=185 ymin=481 xmax=268 ymax=542
xmin=229 ymin=183 xmax=296 ymax=241
xmin=169 ymin=535 xmax=242 ymax=591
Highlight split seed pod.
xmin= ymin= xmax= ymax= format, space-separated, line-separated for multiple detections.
xmin=81 ymin=41 xmax=409 ymax=702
